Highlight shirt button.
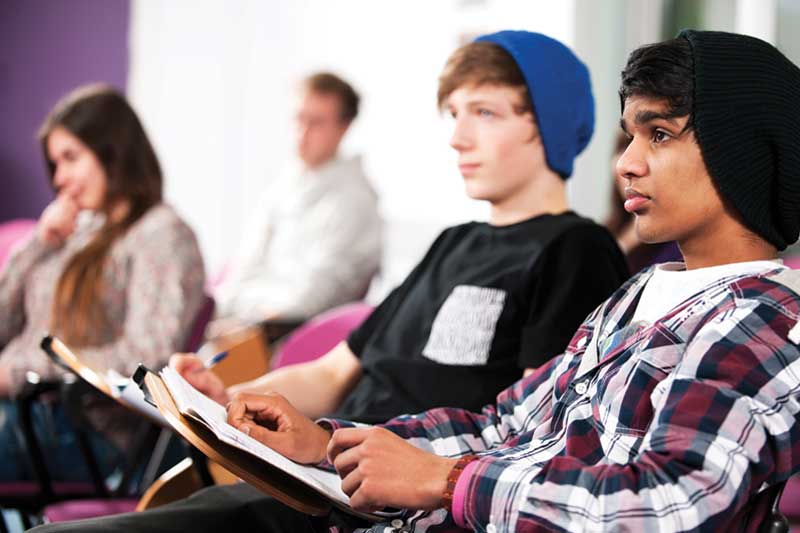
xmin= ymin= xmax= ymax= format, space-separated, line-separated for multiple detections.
xmin=391 ymin=518 xmax=405 ymax=529
xmin=575 ymin=381 xmax=588 ymax=395
xmin=487 ymin=524 xmax=497 ymax=533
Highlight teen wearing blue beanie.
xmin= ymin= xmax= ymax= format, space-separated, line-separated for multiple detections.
xmin=32 ymin=31 xmax=628 ymax=532
xmin=476 ymin=30 xmax=594 ymax=179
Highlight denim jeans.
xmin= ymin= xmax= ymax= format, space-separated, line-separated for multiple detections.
xmin=0 ymin=399 xmax=123 ymax=482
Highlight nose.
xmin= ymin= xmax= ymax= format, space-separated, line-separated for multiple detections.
xmin=296 ymin=120 xmax=310 ymax=140
xmin=615 ymin=137 xmax=647 ymax=182
xmin=52 ymin=163 xmax=69 ymax=190
xmin=449 ymin=116 xmax=473 ymax=153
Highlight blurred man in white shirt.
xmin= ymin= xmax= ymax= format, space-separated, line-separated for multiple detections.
xmin=213 ymin=72 xmax=382 ymax=334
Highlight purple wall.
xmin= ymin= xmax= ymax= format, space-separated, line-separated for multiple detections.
xmin=0 ymin=0 xmax=130 ymax=222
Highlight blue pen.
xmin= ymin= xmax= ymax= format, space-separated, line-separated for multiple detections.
xmin=204 ymin=350 xmax=229 ymax=369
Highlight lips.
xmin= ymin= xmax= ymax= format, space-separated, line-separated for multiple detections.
xmin=458 ymin=162 xmax=481 ymax=176
xmin=623 ymin=187 xmax=651 ymax=213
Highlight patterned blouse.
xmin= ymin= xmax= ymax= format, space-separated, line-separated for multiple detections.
xmin=0 ymin=204 xmax=206 ymax=396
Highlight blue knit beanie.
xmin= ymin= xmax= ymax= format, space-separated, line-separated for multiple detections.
xmin=476 ymin=31 xmax=594 ymax=179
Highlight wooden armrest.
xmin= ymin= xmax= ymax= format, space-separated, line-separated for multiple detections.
xmin=206 ymin=328 xmax=272 ymax=387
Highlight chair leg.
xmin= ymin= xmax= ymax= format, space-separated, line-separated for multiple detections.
xmin=16 ymin=396 xmax=54 ymax=501
xmin=73 ymin=427 xmax=109 ymax=497
xmin=18 ymin=510 xmax=33 ymax=530
xmin=186 ymin=445 xmax=215 ymax=487
xmin=139 ymin=429 xmax=174 ymax=491
xmin=115 ymin=422 xmax=160 ymax=495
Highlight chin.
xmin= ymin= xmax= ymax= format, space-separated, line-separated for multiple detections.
xmin=634 ymin=219 xmax=670 ymax=245
xmin=635 ymin=229 xmax=675 ymax=246
xmin=462 ymin=183 xmax=493 ymax=202
xmin=464 ymin=190 xmax=494 ymax=202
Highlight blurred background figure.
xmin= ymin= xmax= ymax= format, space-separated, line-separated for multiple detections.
xmin=604 ymin=130 xmax=681 ymax=274
xmin=210 ymin=72 xmax=382 ymax=338
xmin=0 ymin=84 xmax=206 ymax=482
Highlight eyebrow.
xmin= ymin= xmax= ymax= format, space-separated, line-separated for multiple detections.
xmin=463 ymin=99 xmax=499 ymax=108
xmin=619 ymin=109 xmax=683 ymax=133
xmin=634 ymin=110 xmax=680 ymax=126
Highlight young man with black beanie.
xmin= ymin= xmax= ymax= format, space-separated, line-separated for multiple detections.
xmin=197 ymin=30 xmax=799 ymax=532
xmin=33 ymin=31 xmax=628 ymax=532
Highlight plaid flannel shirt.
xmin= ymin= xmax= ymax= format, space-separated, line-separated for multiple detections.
xmin=321 ymin=266 xmax=800 ymax=532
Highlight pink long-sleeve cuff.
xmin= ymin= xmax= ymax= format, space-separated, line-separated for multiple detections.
xmin=452 ymin=459 xmax=479 ymax=528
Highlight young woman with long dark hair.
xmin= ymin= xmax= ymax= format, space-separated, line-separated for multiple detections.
xmin=0 ymin=84 xmax=206 ymax=481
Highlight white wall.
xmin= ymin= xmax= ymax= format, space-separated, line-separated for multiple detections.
xmin=128 ymin=0 xmax=577 ymax=290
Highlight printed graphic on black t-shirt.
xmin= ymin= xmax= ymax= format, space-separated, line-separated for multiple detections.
xmin=422 ymin=285 xmax=507 ymax=366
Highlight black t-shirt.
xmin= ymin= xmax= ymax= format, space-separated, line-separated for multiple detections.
xmin=334 ymin=212 xmax=629 ymax=424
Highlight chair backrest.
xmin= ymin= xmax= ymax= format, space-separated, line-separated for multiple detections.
xmin=783 ymin=256 xmax=800 ymax=270
xmin=0 ymin=219 xmax=37 ymax=270
xmin=746 ymin=480 xmax=791 ymax=533
xmin=183 ymin=294 xmax=215 ymax=353
xmin=778 ymin=474 xmax=800 ymax=522
xmin=271 ymin=302 xmax=374 ymax=369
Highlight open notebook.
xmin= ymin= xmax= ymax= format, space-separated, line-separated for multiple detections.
xmin=158 ymin=366 xmax=402 ymax=520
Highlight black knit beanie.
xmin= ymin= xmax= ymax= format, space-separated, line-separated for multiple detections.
xmin=680 ymin=29 xmax=800 ymax=250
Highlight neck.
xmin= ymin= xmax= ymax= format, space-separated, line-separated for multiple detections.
xmin=302 ymin=153 xmax=338 ymax=171
xmin=678 ymin=221 xmax=777 ymax=270
xmin=489 ymin=169 xmax=569 ymax=226
xmin=107 ymin=199 xmax=132 ymax=224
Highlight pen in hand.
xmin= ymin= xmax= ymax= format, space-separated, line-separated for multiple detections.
xmin=204 ymin=350 xmax=229 ymax=369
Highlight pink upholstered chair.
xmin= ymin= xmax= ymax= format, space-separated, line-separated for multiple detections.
xmin=271 ymin=302 xmax=374 ymax=369
xmin=0 ymin=218 xmax=37 ymax=271
xmin=780 ymin=474 xmax=800 ymax=527
xmin=783 ymin=256 xmax=800 ymax=270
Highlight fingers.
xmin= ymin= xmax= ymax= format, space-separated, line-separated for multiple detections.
xmin=236 ymin=421 xmax=290 ymax=451
xmin=38 ymin=194 xmax=80 ymax=246
xmin=227 ymin=395 xmax=265 ymax=427
xmin=327 ymin=427 xmax=371 ymax=463
xmin=226 ymin=393 xmax=285 ymax=429
xmin=331 ymin=443 xmax=361 ymax=479
xmin=348 ymin=480 xmax=382 ymax=513
xmin=170 ymin=354 xmax=203 ymax=375
xmin=226 ymin=396 xmax=250 ymax=427
xmin=55 ymin=190 xmax=79 ymax=207
xmin=338 ymin=460 xmax=364 ymax=497
xmin=52 ymin=195 xmax=78 ymax=221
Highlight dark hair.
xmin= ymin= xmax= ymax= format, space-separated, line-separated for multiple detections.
xmin=437 ymin=40 xmax=532 ymax=116
xmin=304 ymin=72 xmax=360 ymax=124
xmin=619 ymin=37 xmax=694 ymax=130
xmin=39 ymin=84 xmax=163 ymax=346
